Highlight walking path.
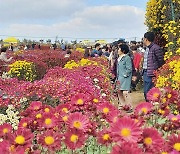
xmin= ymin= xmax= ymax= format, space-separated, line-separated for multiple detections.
xmin=112 ymin=90 xmax=145 ymax=108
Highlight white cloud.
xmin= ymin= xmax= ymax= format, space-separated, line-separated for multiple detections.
xmin=0 ymin=4 xmax=147 ymax=41
xmin=0 ymin=0 xmax=85 ymax=22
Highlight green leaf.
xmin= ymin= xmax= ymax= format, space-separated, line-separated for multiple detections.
xmin=157 ymin=118 xmax=167 ymax=124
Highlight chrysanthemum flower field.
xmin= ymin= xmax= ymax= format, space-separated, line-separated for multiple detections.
xmin=0 ymin=49 xmax=179 ymax=154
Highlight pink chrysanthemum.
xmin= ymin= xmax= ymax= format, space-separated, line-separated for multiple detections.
xmin=168 ymin=114 xmax=180 ymax=122
xmin=33 ymin=111 xmax=43 ymax=120
xmin=147 ymin=87 xmax=161 ymax=102
xmin=97 ymin=129 xmax=112 ymax=146
xmin=38 ymin=130 xmax=61 ymax=151
xmin=29 ymin=101 xmax=42 ymax=111
xmin=41 ymin=113 xmax=58 ymax=129
xmin=0 ymin=140 xmax=10 ymax=153
xmin=67 ymin=112 xmax=90 ymax=132
xmin=64 ymin=129 xmax=87 ymax=150
xmin=8 ymin=128 xmax=34 ymax=151
xmin=56 ymin=104 xmax=71 ymax=114
xmin=111 ymin=142 xmax=143 ymax=154
xmin=43 ymin=105 xmax=53 ymax=114
xmin=168 ymin=134 xmax=180 ymax=152
xmin=18 ymin=118 xmax=32 ymax=129
xmin=110 ymin=117 xmax=141 ymax=143
xmin=135 ymin=102 xmax=153 ymax=115
xmin=70 ymin=93 xmax=87 ymax=106
xmin=59 ymin=112 xmax=69 ymax=124
xmin=92 ymin=97 xmax=100 ymax=104
xmin=0 ymin=97 xmax=10 ymax=107
xmin=0 ymin=123 xmax=12 ymax=137
xmin=159 ymin=143 xmax=171 ymax=154
xmin=105 ymin=110 xmax=120 ymax=123
xmin=142 ymin=128 xmax=164 ymax=153
xmin=97 ymin=102 xmax=118 ymax=115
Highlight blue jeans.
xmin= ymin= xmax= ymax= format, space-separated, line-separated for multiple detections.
xmin=143 ymin=70 xmax=154 ymax=101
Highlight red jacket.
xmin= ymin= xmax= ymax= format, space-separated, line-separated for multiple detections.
xmin=133 ymin=52 xmax=142 ymax=70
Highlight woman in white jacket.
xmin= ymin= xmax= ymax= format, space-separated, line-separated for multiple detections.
xmin=0 ymin=47 xmax=13 ymax=62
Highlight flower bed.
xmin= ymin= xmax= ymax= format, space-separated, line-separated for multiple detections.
xmin=0 ymin=48 xmax=180 ymax=153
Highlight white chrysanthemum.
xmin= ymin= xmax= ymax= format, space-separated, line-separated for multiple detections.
xmin=1 ymin=72 xmax=11 ymax=79
xmin=101 ymin=93 xmax=107 ymax=97
xmin=7 ymin=105 xmax=14 ymax=109
xmin=93 ymin=78 xmax=99 ymax=82
xmin=22 ymin=97 xmax=28 ymax=102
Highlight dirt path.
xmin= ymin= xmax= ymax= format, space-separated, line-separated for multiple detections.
xmin=111 ymin=90 xmax=145 ymax=108
xmin=130 ymin=90 xmax=145 ymax=107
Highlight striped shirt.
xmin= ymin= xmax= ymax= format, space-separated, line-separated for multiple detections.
xmin=143 ymin=47 xmax=149 ymax=69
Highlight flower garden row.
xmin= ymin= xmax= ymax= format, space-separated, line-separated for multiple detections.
xmin=0 ymin=49 xmax=179 ymax=153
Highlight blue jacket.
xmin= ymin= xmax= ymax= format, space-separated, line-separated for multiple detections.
xmin=117 ymin=55 xmax=132 ymax=91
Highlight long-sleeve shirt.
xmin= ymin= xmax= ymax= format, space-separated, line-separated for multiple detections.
xmin=0 ymin=52 xmax=12 ymax=62
xmin=133 ymin=52 xmax=142 ymax=70
xmin=147 ymin=43 xmax=164 ymax=76
xmin=143 ymin=48 xmax=149 ymax=69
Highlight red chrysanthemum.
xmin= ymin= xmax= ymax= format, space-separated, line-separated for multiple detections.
xmin=110 ymin=117 xmax=141 ymax=143
xmin=158 ymin=108 xmax=170 ymax=117
xmin=38 ymin=130 xmax=61 ymax=151
xmin=97 ymin=129 xmax=112 ymax=146
xmin=0 ymin=123 xmax=12 ymax=137
xmin=67 ymin=112 xmax=90 ymax=132
xmin=64 ymin=129 xmax=87 ymax=150
xmin=135 ymin=102 xmax=153 ymax=115
xmin=168 ymin=134 xmax=180 ymax=152
xmin=97 ymin=102 xmax=118 ymax=115
xmin=147 ymin=87 xmax=161 ymax=102
xmin=8 ymin=128 xmax=34 ymax=151
xmin=29 ymin=101 xmax=42 ymax=111
xmin=111 ymin=142 xmax=143 ymax=154
xmin=41 ymin=113 xmax=58 ymax=129
xmin=142 ymin=128 xmax=164 ymax=153
xmin=18 ymin=118 xmax=32 ymax=129
xmin=164 ymin=87 xmax=179 ymax=104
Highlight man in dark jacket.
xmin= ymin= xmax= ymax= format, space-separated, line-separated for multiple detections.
xmin=142 ymin=32 xmax=164 ymax=101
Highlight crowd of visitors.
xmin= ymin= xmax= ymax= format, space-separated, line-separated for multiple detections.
xmin=0 ymin=32 xmax=164 ymax=111
xmin=82 ymin=32 xmax=164 ymax=110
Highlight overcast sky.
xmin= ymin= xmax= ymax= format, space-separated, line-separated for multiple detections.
xmin=0 ymin=0 xmax=148 ymax=42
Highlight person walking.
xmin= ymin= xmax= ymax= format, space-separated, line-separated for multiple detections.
xmin=116 ymin=44 xmax=133 ymax=109
xmin=142 ymin=32 xmax=164 ymax=101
